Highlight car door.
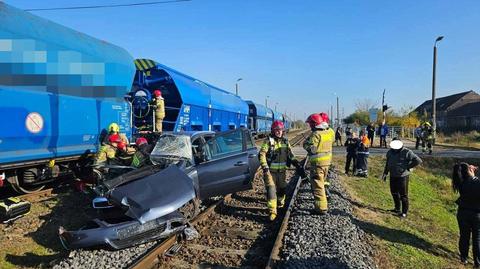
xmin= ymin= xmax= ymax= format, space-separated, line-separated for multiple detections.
xmin=243 ymin=128 xmax=260 ymax=180
xmin=195 ymin=128 xmax=251 ymax=199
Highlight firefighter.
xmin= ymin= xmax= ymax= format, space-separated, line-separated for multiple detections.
xmin=152 ymin=89 xmax=165 ymax=133
xmin=259 ymin=120 xmax=298 ymax=221
xmin=95 ymin=123 xmax=128 ymax=165
xmin=421 ymin=122 xmax=434 ymax=154
xmin=94 ymin=134 xmax=123 ymax=165
xmin=131 ymin=137 xmax=153 ymax=168
xmin=303 ymin=113 xmax=334 ymax=214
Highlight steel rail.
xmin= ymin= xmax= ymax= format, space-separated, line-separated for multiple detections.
xmin=128 ymin=195 xmax=231 ymax=269
xmin=265 ymin=174 xmax=304 ymax=269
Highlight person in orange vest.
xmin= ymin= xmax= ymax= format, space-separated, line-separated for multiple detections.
xmin=152 ymin=89 xmax=165 ymax=133
xmin=303 ymin=113 xmax=334 ymax=214
xmin=355 ymin=130 xmax=370 ymax=177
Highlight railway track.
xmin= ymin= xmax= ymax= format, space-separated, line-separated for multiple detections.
xmin=55 ymin=130 xmax=311 ymax=269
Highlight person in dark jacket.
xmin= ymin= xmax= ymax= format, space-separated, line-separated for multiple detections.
xmin=344 ymin=133 xmax=359 ymax=175
xmin=452 ymin=162 xmax=480 ymax=267
xmin=382 ymin=139 xmax=422 ymax=217
xmin=366 ymin=123 xmax=375 ymax=147
xmin=335 ymin=127 xmax=343 ymax=146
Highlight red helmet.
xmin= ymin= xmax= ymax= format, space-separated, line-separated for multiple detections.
xmin=319 ymin=112 xmax=329 ymax=124
xmin=135 ymin=137 xmax=148 ymax=146
xmin=117 ymin=141 xmax=127 ymax=151
xmin=306 ymin=113 xmax=323 ymax=128
xmin=153 ymin=90 xmax=162 ymax=97
xmin=108 ymin=134 xmax=122 ymax=144
xmin=271 ymin=120 xmax=285 ymax=132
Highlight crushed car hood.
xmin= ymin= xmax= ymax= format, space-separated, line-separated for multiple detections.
xmin=109 ymin=165 xmax=195 ymax=224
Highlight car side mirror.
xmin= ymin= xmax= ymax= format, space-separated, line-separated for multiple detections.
xmin=92 ymin=197 xmax=114 ymax=209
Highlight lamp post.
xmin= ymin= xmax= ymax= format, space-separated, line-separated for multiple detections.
xmin=432 ymin=36 xmax=444 ymax=140
xmin=265 ymin=95 xmax=270 ymax=108
xmin=275 ymin=102 xmax=278 ymax=111
xmin=235 ymin=78 xmax=243 ymax=96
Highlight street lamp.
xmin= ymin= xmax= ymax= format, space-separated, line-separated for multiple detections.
xmin=265 ymin=95 xmax=270 ymax=108
xmin=275 ymin=102 xmax=278 ymax=111
xmin=432 ymin=36 xmax=444 ymax=140
xmin=235 ymin=78 xmax=243 ymax=96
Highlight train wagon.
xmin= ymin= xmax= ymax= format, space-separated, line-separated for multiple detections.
xmin=0 ymin=3 xmax=136 ymax=193
xmin=246 ymin=101 xmax=273 ymax=137
xmin=131 ymin=59 xmax=249 ymax=133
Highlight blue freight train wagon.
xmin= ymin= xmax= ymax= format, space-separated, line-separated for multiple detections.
xmin=0 ymin=3 xmax=135 ymax=193
xmin=246 ymin=101 xmax=273 ymax=138
xmin=131 ymin=59 xmax=249 ymax=133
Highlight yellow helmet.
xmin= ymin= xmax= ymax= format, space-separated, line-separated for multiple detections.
xmin=423 ymin=122 xmax=431 ymax=127
xmin=108 ymin=122 xmax=120 ymax=133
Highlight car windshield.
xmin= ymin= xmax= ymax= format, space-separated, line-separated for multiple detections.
xmin=150 ymin=134 xmax=192 ymax=162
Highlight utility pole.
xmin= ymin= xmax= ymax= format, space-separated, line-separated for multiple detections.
xmin=336 ymin=96 xmax=340 ymax=128
xmin=432 ymin=36 xmax=444 ymax=141
xmin=330 ymin=105 xmax=333 ymax=127
xmin=235 ymin=78 xmax=242 ymax=96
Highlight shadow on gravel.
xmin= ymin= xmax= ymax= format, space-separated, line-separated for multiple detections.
xmin=352 ymin=218 xmax=457 ymax=260
xmin=275 ymin=256 xmax=350 ymax=269
xmin=5 ymin=189 xmax=94 ymax=268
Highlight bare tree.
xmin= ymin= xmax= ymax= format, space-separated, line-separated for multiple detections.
xmin=354 ymin=99 xmax=378 ymax=112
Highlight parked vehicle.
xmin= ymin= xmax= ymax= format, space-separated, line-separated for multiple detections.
xmin=59 ymin=128 xmax=260 ymax=249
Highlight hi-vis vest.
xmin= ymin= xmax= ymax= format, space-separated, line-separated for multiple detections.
xmin=259 ymin=136 xmax=295 ymax=171
xmin=303 ymin=128 xmax=334 ymax=166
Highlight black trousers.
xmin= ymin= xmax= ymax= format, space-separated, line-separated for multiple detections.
xmin=457 ymin=208 xmax=480 ymax=266
xmin=389 ymin=176 xmax=409 ymax=214
xmin=380 ymin=135 xmax=387 ymax=148
xmin=345 ymin=153 xmax=356 ymax=174
xmin=368 ymin=134 xmax=374 ymax=147
xmin=415 ymin=137 xmax=421 ymax=149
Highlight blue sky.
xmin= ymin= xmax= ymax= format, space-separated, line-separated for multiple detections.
xmin=5 ymin=0 xmax=480 ymax=120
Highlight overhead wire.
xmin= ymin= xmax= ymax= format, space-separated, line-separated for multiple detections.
xmin=24 ymin=0 xmax=191 ymax=12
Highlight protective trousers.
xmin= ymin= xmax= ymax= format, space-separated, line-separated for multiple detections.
xmin=309 ymin=164 xmax=328 ymax=211
xmin=263 ymin=170 xmax=287 ymax=215
xmin=94 ymin=145 xmax=116 ymax=164
xmin=390 ymin=176 xmax=409 ymax=214
xmin=155 ymin=118 xmax=163 ymax=133
xmin=457 ymin=208 xmax=480 ymax=267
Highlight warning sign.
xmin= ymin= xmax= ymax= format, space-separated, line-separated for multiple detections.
xmin=25 ymin=112 xmax=44 ymax=134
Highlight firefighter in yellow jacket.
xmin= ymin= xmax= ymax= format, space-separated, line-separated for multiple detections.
xmin=303 ymin=113 xmax=334 ymax=214
xmin=259 ymin=120 xmax=298 ymax=221
xmin=94 ymin=122 xmax=128 ymax=165
xmin=152 ymin=89 xmax=165 ymax=133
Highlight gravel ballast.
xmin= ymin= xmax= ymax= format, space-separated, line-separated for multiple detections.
xmin=278 ymin=169 xmax=377 ymax=269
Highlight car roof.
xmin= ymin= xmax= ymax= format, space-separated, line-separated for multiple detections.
xmin=162 ymin=131 xmax=215 ymax=138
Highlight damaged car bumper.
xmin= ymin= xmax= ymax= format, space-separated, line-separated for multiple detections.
xmin=59 ymin=211 xmax=186 ymax=250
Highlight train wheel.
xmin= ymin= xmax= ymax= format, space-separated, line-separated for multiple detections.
xmin=10 ymin=169 xmax=46 ymax=194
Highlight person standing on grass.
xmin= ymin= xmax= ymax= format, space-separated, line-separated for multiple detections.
xmin=344 ymin=132 xmax=359 ymax=175
xmin=367 ymin=123 xmax=375 ymax=147
xmin=452 ymin=162 xmax=480 ymax=267
xmin=381 ymin=138 xmax=422 ymax=218
xmin=335 ymin=127 xmax=343 ymax=146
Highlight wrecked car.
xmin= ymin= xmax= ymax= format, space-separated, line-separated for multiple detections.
xmin=59 ymin=128 xmax=260 ymax=249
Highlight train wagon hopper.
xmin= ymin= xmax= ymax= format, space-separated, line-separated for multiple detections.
xmin=246 ymin=101 xmax=273 ymax=138
xmin=131 ymin=59 xmax=249 ymax=134
xmin=0 ymin=3 xmax=136 ymax=193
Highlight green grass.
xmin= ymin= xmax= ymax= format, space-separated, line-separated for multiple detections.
xmin=334 ymin=155 xmax=465 ymax=269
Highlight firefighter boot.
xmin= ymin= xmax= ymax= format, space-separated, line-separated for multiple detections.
xmin=277 ymin=188 xmax=286 ymax=208
xmin=267 ymin=199 xmax=277 ymax=221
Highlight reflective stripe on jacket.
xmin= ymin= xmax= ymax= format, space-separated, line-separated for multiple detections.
xmin=259 ymin=135 xmax=295 ymax=170
xmin=303 ymin=128 xmax=334 ymax=166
